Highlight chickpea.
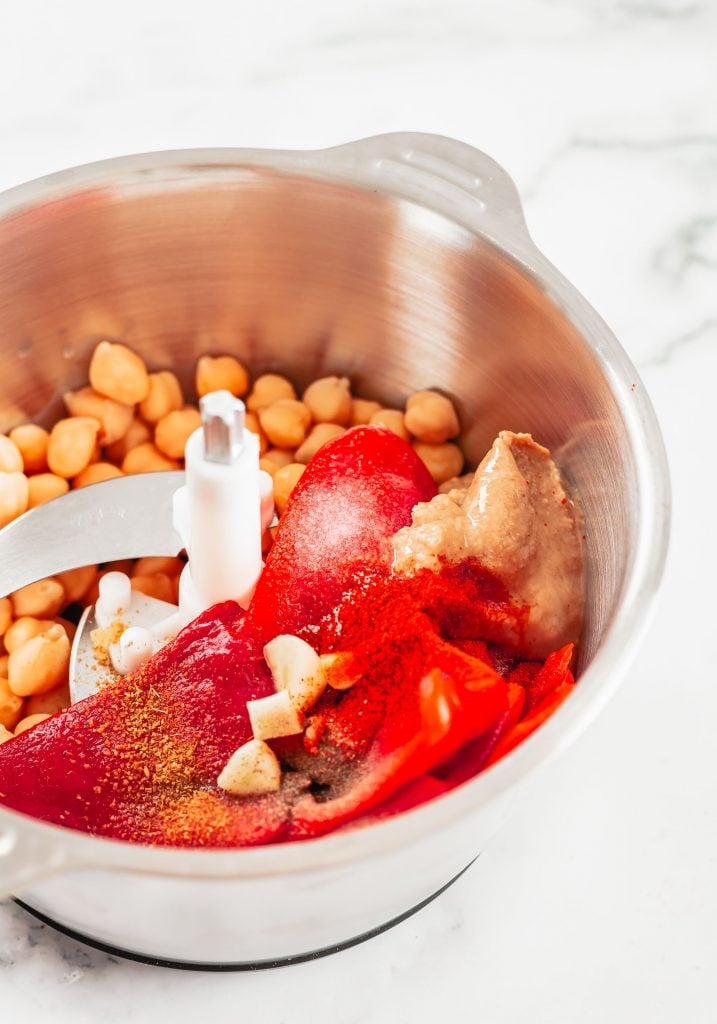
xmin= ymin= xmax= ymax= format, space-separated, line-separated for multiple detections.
xmin=130 ymin=572 xmax=175 ymax=604
xmin=0 ymin=677 xmax=24 ymax=731
xmin=244 ymin=411 xmax=268 ymax=455
xmin=272 ymin=463 xmax=306 ymax=515
xmin=11 ymin=576 xmax=67 ymax=618
xmin=8 ymin=424 xmax=49 ymax=474
xmin=15 ymin=712 xmax=52 ymax=735
xmin=195 ymin=355 xmax=250 ymax=399
xmin=350 ymin=398 xmax=382 ymax=426
xmin=26 ymin=682 xmax=71 ymax=717
xmin=0 ymin=471 xmax=29 ymax=527
xmin=262 ymin=448 xmax=295 ymax=470
xmin=259 ymin=400 xmax=311 ymax=449
xmin=0 ymin=597 xmax=11 ymax=637
xmin=369 ymin=409 xmax=410 ymax=442
xmin=246 ymin=374 xmax=296 ymax=412
xmin=155 ymin=408 xmax=202 ymax=460
xmin=121 ymin=443 xmax=180 ymax=474
xmin=139 ymin=370 xmax=183 ymax=423
xmin=259 ymin=457 xmax=279 ymax=477
xmin=55 ymin=565 xmax=98 ymax=604
xmin=73 ymin=462 xmax=124 ymax=488
xmin=63 ymin=386 xmax=134 ymax=446
xmin=104 ymin=418 xmax=151 ymax=463
xmin=295 ymin=423 xmax=345 ymax=464
xmin=302 ymin=376 xmax=352 ymax=425
xmin=3 ymin=617 xmax=57 ymax=654
xmin=0 ymin=435 xmax=24 ymax=473
xmin=438 ymin=472 xmax=473 ymax=495
xmin=133 ymin=556 xmax=184 ymax=578
xmin=8 ymin=624 xmax=71 ymax=697
xmin=413 ymin=441 xmax=465 ymax=485
xmin=89 ymin=340 xmax=150 ymax=405
xmin=47 ymin=417 xmax=100 ymax=478
xmin=27 ymin=473 xmax=69 ymax=508
xmin=405 ymin=391 xmax=460 ymax=444
xmin=0 ymin=657 xmax=8 ymax=677
xmin=0 ymin=724 xmax=13 ymax=744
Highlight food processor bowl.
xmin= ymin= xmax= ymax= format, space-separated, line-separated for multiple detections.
xmin=0 ymin=134 xmax=669 ymax=967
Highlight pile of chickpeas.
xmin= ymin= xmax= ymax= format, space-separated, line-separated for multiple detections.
xmin=0 ymin=340 xmax=464 ymax=744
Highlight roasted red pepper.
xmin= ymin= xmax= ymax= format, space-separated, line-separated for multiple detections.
xmin=250 ymin=425 xmax=436 ymax=638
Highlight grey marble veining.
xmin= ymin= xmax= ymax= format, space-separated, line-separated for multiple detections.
xmin=1 ymin=0 xmax=715 ymax=1019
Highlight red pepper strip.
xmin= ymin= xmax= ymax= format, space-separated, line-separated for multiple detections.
xmin=485 ymin=674 xmax=575 ymax=767
xmin=521 ymin=643 xmax=574 ymax=714
xmin=250 ymin=425 xmax=436 ymax=640
xmin=360 ymin=773 xmax=451 ymax=824
xmin=432 ymin=680 xmax=526 ymax=787
xmin=286 ymin=638 xmax=510 ymax=839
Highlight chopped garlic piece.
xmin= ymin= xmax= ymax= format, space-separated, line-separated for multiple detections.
xmin=263 ymin=633 xmax=327 ymax=711
xmin=247 ymin=689 xmax=303 ymax=740
xmin=218 ymin=738 xmax=281 ymax=796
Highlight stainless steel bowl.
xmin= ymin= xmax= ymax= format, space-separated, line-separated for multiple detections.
xmin=0 ymin=133 xmax=669 ymax=966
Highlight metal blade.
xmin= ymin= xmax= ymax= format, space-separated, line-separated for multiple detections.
xmin=0 ymin=471 xmax=185 ymax=597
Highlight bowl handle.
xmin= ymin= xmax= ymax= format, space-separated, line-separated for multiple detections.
xmin=0 ymin=820 xmax=75 ymax=898
xmin=314 ymin=132 xmax=533 ymax=251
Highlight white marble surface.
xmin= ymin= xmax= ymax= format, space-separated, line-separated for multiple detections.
xmin=1 ymin=0 xmax=715 ymax=1019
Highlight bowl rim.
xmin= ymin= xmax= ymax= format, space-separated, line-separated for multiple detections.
xmin=0 ymin=134 xmax=671 ymax=885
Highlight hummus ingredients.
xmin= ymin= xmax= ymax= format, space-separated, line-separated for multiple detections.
xmin=0 ymin=471 xmax=29 ymax=527
xmin=258 ymin=399 xmax=312 ymax=449
xmin=0 ymin=337 xmax=584 ymax=841
xmin=7 ymin=424 xmax=49 ymax=475
xmin=302 ymin=376 xmax=353 ymax=426
xmin=63 ymin=387 xmax=135 ymax=447
xmin=0 ymin=425 xmax=578 ymax=845
xmin=246 ymin=373 xmax=297 ymax=411
xmin=7 ymin=624 xmax=71 ymax=697
xmin=0 ymin=435 xmax=24 ymax=473
xmin=89 ymin=340 xmax=150 ymax=405
xmin=27 ymin=473 xmax=70 ymax=507
xmin=392 ymin=431 xmax=584 ymax=659
xmin=47 ymin=417 xmax=100 ymax=479
xmin=404 ymin=390 xmax=460 ymax=444
xmin=195 ymin=355 xmax=250 ymax=399
xmin=139 ymin=371 xmax=184 ymax=424
xmin=411 ymin=440 xmax=465 ymax=485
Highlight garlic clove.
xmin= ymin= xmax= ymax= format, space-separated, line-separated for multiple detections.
xmin=217 ymin=738 xmax=282 ymax=796
xmin=247 ymin=689 xmax=303 ymax=740
xmin=263 ymin=633 xmax=327 ymax=712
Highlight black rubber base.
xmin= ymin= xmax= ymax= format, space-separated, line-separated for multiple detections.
xmin=14 ymin=858 xmax=475 ymax=972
